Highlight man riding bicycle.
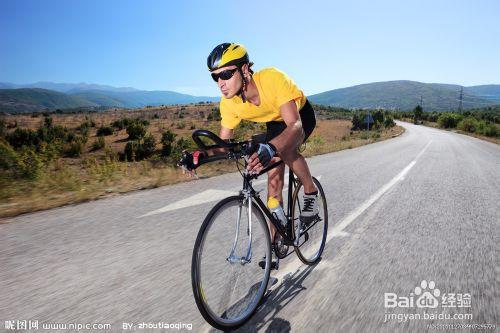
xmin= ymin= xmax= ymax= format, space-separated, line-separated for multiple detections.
xmin=185 ymin=42 xmax=319 ymax=254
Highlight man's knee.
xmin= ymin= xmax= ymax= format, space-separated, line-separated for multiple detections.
xmin=280 ymin=145 xmax=301 ymax=164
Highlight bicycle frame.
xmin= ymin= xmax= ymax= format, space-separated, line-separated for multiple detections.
xmin=240 ymin=160 xmax=300 ymax=247
xmin=187 ymin=129 xmax=307 ymax=264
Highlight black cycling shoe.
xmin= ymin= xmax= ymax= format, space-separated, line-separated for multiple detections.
xmin=258 ymin=256 xmax=279 ymax=270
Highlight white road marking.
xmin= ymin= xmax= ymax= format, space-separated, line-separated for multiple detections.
xmin=268 ymin=141 xmax=433 ymax=292
xmin=138 ymin=189 xmax=236 ymax=217
xmin=140 ymin=173 xmax=322 ymax=218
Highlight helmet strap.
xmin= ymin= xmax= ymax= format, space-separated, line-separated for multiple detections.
xmin=237 ymin=65 xmax=247 ymax=103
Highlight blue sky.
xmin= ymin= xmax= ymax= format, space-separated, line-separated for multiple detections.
xmin=1 ymin=0 xmax=499 ymax=96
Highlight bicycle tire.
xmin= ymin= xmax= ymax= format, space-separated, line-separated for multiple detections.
xmin=191 ymin=195 xmax=272 ymax=330
xmin=291 ymin=177 xmax=328 ymax=265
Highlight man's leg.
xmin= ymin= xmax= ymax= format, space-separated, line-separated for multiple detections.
xmin=267 ymin=158 xmax=285 ymax=242
xmin=279 ymin=134 xmax=317 ymax=194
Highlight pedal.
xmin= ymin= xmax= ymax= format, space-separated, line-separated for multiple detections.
xmin=258 ymin=259 xmax=279 ymax=270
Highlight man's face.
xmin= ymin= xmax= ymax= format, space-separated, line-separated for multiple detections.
xmin=211 ymin=66 xmax=242 ymax=99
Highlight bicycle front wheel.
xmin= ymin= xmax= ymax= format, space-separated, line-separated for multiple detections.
xmin=291 ymin=177 xmax=328 ymax=265
xmin=191 ymin=196 xmax=272 ymax=330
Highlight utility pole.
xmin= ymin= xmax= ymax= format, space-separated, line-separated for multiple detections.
xmin=420 ymin=95 xmax=424 ymax=112
xmin=458 ymin=87 xmax=463 ymax=113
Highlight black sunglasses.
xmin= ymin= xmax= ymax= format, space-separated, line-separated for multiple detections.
xmin=211 ymin=68 xmax=238 ymax=82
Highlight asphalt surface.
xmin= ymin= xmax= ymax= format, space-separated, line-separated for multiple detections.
xmin=1 ymin=121 xmax=498 ymax=332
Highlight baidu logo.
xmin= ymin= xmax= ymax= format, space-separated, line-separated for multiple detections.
xmin=385 ymin=280 xmax=442 ymax=309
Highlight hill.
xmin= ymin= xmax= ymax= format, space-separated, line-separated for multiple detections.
xmin=69 ymin=90 xmax=218 ymax=108
xmin=0 ymin=81 xmax=138 ymax=93
xmin=0 ymin=88 xmax=98 ymax=113
xmin=308 ymin=81 xmax=500 ymax=111
xmin=0 ymin=87 xmax=219 ymax=113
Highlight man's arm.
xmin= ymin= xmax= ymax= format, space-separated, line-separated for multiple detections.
xmin=208 ymin=125 xmax=233 ymax=154
xmin=246 ymin=100 xmax=304 ymax=173
xmin=269 ymin=100 xmax=304 ymax=155
xmin=220 ymin=126 xmax=234 ymax=141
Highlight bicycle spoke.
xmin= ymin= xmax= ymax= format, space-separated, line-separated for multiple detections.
xmin=192 ymin=196 xmax=271 ymax=329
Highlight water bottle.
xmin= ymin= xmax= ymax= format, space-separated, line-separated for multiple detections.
xmin=267 ymin=197 xmax=286 ymax=227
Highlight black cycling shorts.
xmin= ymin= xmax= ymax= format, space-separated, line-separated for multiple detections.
xmin=265 ymin=99 xmax=316 ymax=143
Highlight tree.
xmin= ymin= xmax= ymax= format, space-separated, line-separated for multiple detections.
xmin=413 ymin=105 xmax=423 ymax=124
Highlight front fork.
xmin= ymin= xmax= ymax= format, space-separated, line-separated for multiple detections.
xmin=226 ymin=184 xmax=254 ymax=265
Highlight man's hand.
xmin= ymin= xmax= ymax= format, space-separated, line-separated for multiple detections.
xmin=247 ymin=143 xmax=276 ymax=174
xmin=178 ymin=150 xmax=205 ymax=177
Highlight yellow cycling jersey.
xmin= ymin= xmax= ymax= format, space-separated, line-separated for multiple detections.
xmin=220 ymin=67 xmax=307 ymax=129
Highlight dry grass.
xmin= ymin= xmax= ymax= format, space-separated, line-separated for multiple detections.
xmin=0 ymin=106 xmax=404 ymax=219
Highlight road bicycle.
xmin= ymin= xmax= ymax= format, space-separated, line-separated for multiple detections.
xmin=179 ymin=129 xmax=328 ymax=330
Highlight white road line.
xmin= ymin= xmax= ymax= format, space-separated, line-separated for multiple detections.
xmin=269 ymin=140 xmax=432 ymax=291
xmin=140 ymin=173 xmax=322 ymax=218
xmin=138 ymin=189 xmax=236 ymax=218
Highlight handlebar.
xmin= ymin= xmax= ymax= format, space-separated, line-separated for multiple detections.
xmin=192 ymin=129 xmax=235 ymax=150
xmin=179 ymin=129 xmax=283 ymax=177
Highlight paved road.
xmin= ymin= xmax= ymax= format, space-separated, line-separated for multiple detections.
xmin=1 ymin=122 xmax=498 ymax=332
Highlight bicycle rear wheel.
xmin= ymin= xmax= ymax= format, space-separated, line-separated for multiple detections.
xmin=291 ymin=177 xmax=328 ymax=264
xmin=191 ymin=196 xmax=272 ymax=330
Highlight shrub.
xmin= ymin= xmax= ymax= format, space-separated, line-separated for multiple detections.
xmin=360 ymin=132 xmax=370 ymax=140
xmin=0 ymin=119 xmax=6 ymax=138
xmin=37 ymin=125 xmax=68 ymax=143
xmin=477 ymin=122 xmax=498 ymax=137
xmin=169 ymin=137 xmax=196 ymax=163
xmin=78 ymin=118 xmax=96 ymax=131
xmin=437 ymin=113 xmax=463 ymax=128
xmin=427 ymin=113 xmax=439 ymax=122
xmin=457 ymin=117 xmax=478 ymax=133
xmin=372 ymin=110 xmax=384 ymax=124
xmin=137 ymin=118 xmax=150 ymax=126
xmin=16 ymin=147 xmax=44 ymax=179
xmin=43 ymin=116 xmax=53 ymax=128
xmin=63 ymin=136 xmax=86 ymax=157
xmin=351 ymin=112 xmax=370 ymax=130
xmin=124 ymin=141 xmax=140 ymax=161
xmin=123 ymin=134 xmax=156 ymax=161
xmin=384 ymin=115 xmax=396 ymax=128
xmin=309 ymin=135 xmax=325 ymax=146
xmin=6 ymin=128 xmax=39 ymax=149
xmin=126 ymin=122 xmax=146 ymax=140
xmin=96 ymin=126 xmax=114 ymax=136
xmin=37 ymin=141 xmax=62 ymax=162
xmin=91 ymin=136 xmax=106 ymax=151
xmin=0 ymin=140 xmax=17 ymax=170
xmin=161 ymin=130 xmax=177 ymax=157
xmin=112 ymin=119 xmax=126 ymax=130
xmin=142 ymin=134 xmax=157 ymax=157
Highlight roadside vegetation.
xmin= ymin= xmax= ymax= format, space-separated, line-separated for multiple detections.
xmin=392 ymin=105 xmax=500 ymax=142
xmin=0 ymin=103 xmax=403 ymax=218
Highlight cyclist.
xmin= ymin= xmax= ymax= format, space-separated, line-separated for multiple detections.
xmin=186 ymin=42 xmax=319 ymax=258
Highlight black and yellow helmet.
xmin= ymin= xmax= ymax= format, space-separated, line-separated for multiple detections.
xmin=207 ymin=43 xmax=249 ymax=71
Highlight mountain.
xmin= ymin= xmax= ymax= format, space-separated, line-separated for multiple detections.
xmin=308 ymin=81 xmax=500 ymax=111
xmin=463 ymin=85 xmax=500 ymax=104
xmin=0 ymin=87 xmax=219 ymax=113
xmin=0 ymin=88 xmax=98 ymax=113
xmin=69 ymin=90 xmax=218 ymax=108
xmin=0 ymin=81 xmax=138 ymax=93
xmin=2 ymin=80 xmax=499 ymax=113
